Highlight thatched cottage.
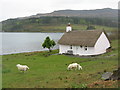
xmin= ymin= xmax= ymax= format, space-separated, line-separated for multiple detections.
xmin=58 ymin=24 xmax=111 ymax=56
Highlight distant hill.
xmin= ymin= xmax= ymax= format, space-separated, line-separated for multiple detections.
xmin=26 ymin=8 xmax=117 ymax=20
xmin=1 ymin=8 xmax=118 ymax=32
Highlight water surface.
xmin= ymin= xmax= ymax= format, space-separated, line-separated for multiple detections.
xmin=1 ymin=32 xmax=63 ymax=55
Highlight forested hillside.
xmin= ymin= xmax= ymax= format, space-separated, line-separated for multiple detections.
xmin=1 ymin=8 xmax=118 ymax=32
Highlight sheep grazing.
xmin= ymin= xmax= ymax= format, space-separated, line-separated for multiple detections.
xmin=67 ymin=63 xmax=82 ymax=70
xmin=16 ymin=64 xmax=29 ymax=73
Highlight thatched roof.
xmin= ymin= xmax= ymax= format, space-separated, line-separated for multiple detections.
xmin=58 ymin=30 xmax=108 ymax=47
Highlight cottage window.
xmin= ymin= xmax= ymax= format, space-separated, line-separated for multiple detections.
xmin=85 ymin=46 xmax=87 ymax=50
xmin=70 ymin=45 xmax=72 ymax=49
xmin=80 ymin=45 xmax=82 ymax=48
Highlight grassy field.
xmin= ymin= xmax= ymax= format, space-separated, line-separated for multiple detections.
xmin=2 ymin=40 xmax=118 ymax=88
xmin=23 ymin=24 xmax=117 ymax=32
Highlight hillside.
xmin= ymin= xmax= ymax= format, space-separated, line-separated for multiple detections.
xmin=25 ymin=8 xmax=118 ymax=20
xmin=1 ymin=8 xmax=118 ymax=32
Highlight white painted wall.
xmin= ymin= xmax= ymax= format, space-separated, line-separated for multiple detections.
xmin=75 ymin=46 xmax=94 ymax=55
xmin=66 ymin=26 xmax=72 ymax=32
xmin=59 ymin=45 xmax=70 ymax=54
xmin=94 ymin=32 xmax=110 ymax=55
xmin=59 ymin=45 xmax=94 ymax=56
xmin=59 ymin=32 xmax=110 ymax=56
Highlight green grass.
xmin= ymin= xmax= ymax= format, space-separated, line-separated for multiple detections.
xmin=2 ymin=40 xmax=118 ymax=88
xmin=23 ymin=24 xmax=117 ymax=32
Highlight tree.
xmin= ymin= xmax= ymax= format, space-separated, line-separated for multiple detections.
xmin=51 ymin=40 xmax=56 ymax=48
xmin=42 ymin=36 xmax=56 ymax=52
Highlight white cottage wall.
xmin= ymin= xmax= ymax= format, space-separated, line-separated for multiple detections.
xmin=76 ymin=46 xmax=95 ymax=56
xmin=94 ymin=32 xmax=110 ymax=55
xmin=59 ymin=45 xmax=95 ymax=55
xmin=66 ymin=26 xmax=72 ymax=32
xmin=59 ymin=45 xmax=70 ymax=54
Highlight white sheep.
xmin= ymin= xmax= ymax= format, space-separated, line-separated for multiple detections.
xmin=67 ymin=63 xmax=82 ymax=70
xmin=16 ymin=64 xmax=29 ymax=72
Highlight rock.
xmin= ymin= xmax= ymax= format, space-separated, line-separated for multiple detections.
xmin=101 ymin=72 xmax=113 ymax=80
xmin=110 ymin=67 xmax=120 ymax=80
xmin=101 ymin=67 xmax=120 ymax=81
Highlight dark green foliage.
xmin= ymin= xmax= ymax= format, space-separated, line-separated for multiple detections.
xmin=2 ymin=16 xmax=117 ymax=32
xmin=42 ymin=36 xmax=56 ymax=52
xmin=51 ymin=40 xmax=56 ymax=48
xmin=86 ymin=25 xmax=96 ymax=30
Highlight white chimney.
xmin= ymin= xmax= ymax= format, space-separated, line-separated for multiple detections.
xmin=66 ymin=23 xmax=72 ymax=32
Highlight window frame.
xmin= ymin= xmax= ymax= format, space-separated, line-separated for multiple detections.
xmin=84 ymin=46 xmax=87 ymax=51
xmin=80 ymin=45 xmax=82 ymax=48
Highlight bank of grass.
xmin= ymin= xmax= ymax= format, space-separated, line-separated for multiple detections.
xmin=24 ymin=24 xmax=117 ymax=32
xmin=2 ymin=40 xmax=118 ymax=88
